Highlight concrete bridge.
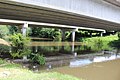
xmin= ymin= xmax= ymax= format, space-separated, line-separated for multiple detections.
xmin=0 ymin=0 xmax=120 ymax=31
xmin=0 ymin=0 xmax=120 ymax=41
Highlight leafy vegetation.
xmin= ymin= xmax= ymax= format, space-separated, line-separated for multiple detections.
xmin=83 ymin=35 xmax=118 ymax=51
xmin=0 ymin=58 xmax=21 ymax=68
xmin=0 ymin=25 xmax=18 ymax=41
xmin=0 ymin=44 xmax=10 ymax=54
xmin=30 ymin=27 xmax=62 ymax=41
xmin=109 ymin=32 xmax=120 ymax=53
xmin=29 ymin=53 xmax=46 ymax=65
xmin=10 ymin=33 xmax=31 ymax=58
xmin=0 ymin=25 xmax=11 ymax=41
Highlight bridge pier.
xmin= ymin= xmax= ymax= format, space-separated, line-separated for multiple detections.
xmin=72 ymin=28 xmax=78 ymax=42
xmin=22 ymin=23 xmax=28 ymax=61
xmin=101 ymin=31 xmax=106 ymax=37
xmin=71 ymin=28 xmax=78 ymax=54
xmin=22 ymin=23 xmax=28 ymax=36
xmin=61 ymin=29 xmax=66 ymax=41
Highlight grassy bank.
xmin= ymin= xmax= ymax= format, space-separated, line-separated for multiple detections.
xmin=0 ymin=59 xmax=82 ymax=80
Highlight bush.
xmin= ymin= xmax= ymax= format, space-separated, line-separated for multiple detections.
xmin=53 ymin=31 xmax=62 ymax=41
xmin=10 ymin=33 xmax=31 ymax=58
xmin=109 ymin=40 xmax=120 ymax=49
xmin=85 ymin=38 xmax=103 ymax=51
xmin=83 ymin=35 xmax=118 ymax=51
xmin=30 ymin=53 xmax=46 ymax=65
xmin=109 ymin=32 xmax=120 ymax=50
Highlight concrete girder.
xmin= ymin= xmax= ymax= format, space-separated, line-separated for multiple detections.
xmin=0 ymin=1 xmax=120 ymax=31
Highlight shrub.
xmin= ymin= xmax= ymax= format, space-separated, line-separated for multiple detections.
xmin=30 ymin=53 xmax=45 ymax=65
xmin=53 ymin=31 xmax=62 ymax=41
xmin=10 ymin=33 xmax=31 ymax=58
xmin=109 ymin=32 xmax=120 ymax=50
xmin=83 ymin=35 xmax=118 ymax=51
xmin=85 ymin=38 xmax=103 ymax=51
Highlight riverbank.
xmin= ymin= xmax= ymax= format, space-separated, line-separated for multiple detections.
xmin=0 ymin=59 xmax=81 ymax=80
xmin=7 ymin=51 xmax=116 ymax=70
xmin=8 ymin=52 xmax=104 ymax=69
xmin=53 ymin=58 xmax=120 ymax=80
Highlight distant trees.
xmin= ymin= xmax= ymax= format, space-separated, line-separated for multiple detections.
xmin=30 ymin=27 xmax=62 ymax=41
xmin=0 ymin=25 xmax=18 ymax=41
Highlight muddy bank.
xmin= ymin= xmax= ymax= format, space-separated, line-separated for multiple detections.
xmin=53 ymin=59 xmax=120 ymax=80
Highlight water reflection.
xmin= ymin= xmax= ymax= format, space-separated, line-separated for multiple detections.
xmin=93 ymin=54 xmax=120 ymax=62
xmin=70 ymin=59 xmax=92 ymax=67
xmin=70 ymin=53 xmax=120 ymax=67
xmin=31 ymin=42 xmax=88 ymax=56
xmin=29 ymin=41 xmax=120 ymax=70
xmin=31 ymin=42 xmax=84 ymax=47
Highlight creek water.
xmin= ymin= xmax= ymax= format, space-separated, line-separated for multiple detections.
xmin=53 ymin=54 xmax=120 ymax=80
xmin=29 ymin=41 xmax=120 ymax=80
xmin=30 ymin=42 xmax=120 ymax=71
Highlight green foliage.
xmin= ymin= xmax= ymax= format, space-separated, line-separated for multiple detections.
xmin=31 ymin=27 xmax=54 ymax=38
xmin=0 ymin=58 xmax=6 ymax=64
xmin=85 ymin=38 xmax=103 ymax=51
xmin=118 ymin=32 xmax=120 ymax=39
xmin=0 ymin=25 xmax=10 ymax=41
xmin=30 ymin=27 xmax=62 ymax=41
xmin=8 ymin=25 xmax=18 ymax=35
xmin=0 ymin=58 xmax=21 ymax=68
xmin=30 ymin=53 xmax=45 ymax=65
xmin=10 ymin=33 xmax=31 ymax=58
xmin=53 ymin=31 xmax=62 ymax=41
xmin=83 ymin=35 xmax=118 ymax=51
xmin=109 ymin=40 xmax=120 ymax=49
xmin=0 ymin=44 xmax=10 ymax=53
xmin=109 ymin=32 xmax=120 ymax=49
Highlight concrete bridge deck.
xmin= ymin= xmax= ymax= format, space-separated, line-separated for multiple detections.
xmin=0 ymin=0 xmax=120 ymax=31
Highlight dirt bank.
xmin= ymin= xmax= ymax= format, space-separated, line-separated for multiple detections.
xmin=53 ymin=59 xmax=120 ymax=80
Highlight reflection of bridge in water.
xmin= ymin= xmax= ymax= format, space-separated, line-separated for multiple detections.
xmin=31 ymin=42 xmax=85 ymax=54
xmin=31 ymin=42 xmax=85 ymax=46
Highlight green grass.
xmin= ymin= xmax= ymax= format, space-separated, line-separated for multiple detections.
xmin=0 ymin=59 xmax=82 ymax=80
xmin=0 ymin=59 xmax=21 ymax=68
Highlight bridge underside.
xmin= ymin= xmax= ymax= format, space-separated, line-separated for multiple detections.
xmin=0 ymin=1 xmax=120 ymax=31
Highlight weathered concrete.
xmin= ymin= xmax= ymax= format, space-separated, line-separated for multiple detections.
xmin=0 ymin=0 xmax=120 ymax=30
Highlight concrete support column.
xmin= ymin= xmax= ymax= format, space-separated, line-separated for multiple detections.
xmin=90 ymin=32 xmax=92 ymax=37
xmin=101 ymin=32 xmax=103 ymax=37
xmin=22 ymin=23 xmax=28 ymax=61
xmin=72 ymin=42 xmax=75 ymax=52
xmin=22 ymin=23 xmax=28 ymax=36
xmin=72 ymin=28 xmax=78 ymax=42
xmin=72 ymin=31 xmax=75 ymax=42
xmin=35 ymin=46 xmax=38 ymax=52
xmin=100 ymin=31 xmax=106 ymax=37
xmin=61 ymin=29 xmax=66 ymax=41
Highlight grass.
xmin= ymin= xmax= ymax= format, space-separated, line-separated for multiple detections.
xmin=0 ymin=58 xmax=82 ymax=80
